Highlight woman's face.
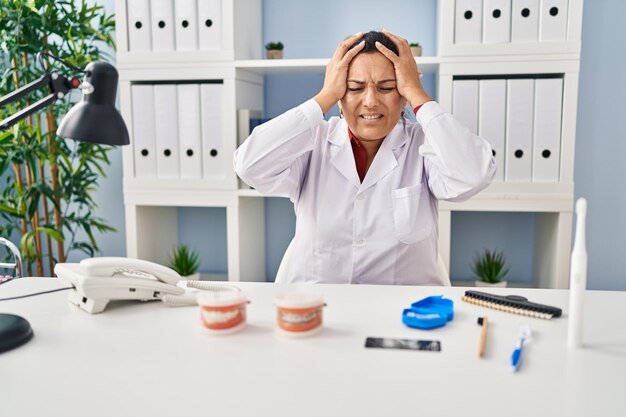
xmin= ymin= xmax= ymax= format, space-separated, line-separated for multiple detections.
xmin=340 ymin=51 xmax=406 ymax=142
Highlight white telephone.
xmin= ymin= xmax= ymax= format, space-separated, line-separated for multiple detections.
xmin=54 ymin=257 xmax=185 ymax=314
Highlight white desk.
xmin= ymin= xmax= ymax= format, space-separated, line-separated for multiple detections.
xmin=1 ymin=278 xmax=625 ymax=417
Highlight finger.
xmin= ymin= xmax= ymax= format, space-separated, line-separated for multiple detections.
xmin=375 ymin=41 xmax=399 ymax=64
xmin=334 ymin=32 xmax=363 ymax=59
xmin=381 ymin=30 xmax=410 ymax=51
xmin=381 ymin=29 xmax=402 ymax=42
xmin=339 ymin=40 xmax=365 ymax=66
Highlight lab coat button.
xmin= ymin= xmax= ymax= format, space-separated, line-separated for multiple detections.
xmin=356 ymin=194 xmax=365 ymax=200
xmin=355 ymin=239 xmax=365 ymax=245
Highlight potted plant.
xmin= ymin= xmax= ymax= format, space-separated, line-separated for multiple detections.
xmin=409 ymin=42 xmax=422 ymax=57
xmin=169 ymin=244 xmax=201 ymax=280
xmin=0 ymin=1 xmax=116 ymax=276
xmin=472 ymin=249 xmax=509 ymax=288
xmin=265 ymin=41 xmax=284 ymax=59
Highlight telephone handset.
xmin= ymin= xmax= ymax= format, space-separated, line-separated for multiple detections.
xmin=55 ymin=257 xmax=185 ymax=314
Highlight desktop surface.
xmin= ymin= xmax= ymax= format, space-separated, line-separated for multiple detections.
xmin=1 ymin=278 xmax=625 ymax=417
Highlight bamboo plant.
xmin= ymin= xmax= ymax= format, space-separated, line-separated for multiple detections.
xmin=0 ymin=0 xmax=117 ymax=276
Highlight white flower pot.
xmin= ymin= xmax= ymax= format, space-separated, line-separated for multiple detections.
xmin=410 ymin=46 xmax=422 ymax=57
xmin=475 ymin=280 xmax=507 ymax=288
xmin=183 ymin=272 xmax=201 ymax=281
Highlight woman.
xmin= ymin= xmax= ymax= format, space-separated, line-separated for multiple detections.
xmin=234 ymin=31 xmax=496 ymax=285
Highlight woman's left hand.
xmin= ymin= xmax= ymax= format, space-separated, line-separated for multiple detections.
xmin=375 ymin=30 xmax=432 ymax=108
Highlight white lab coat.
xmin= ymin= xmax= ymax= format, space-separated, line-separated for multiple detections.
xmin=234 ymin=99 xmax=496 ymax=285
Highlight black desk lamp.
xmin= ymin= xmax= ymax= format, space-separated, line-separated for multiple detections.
xmin=0 ymin=54 xmax=129 ymax=353
xmin=0 ymin=53 xmax=129 ymax=145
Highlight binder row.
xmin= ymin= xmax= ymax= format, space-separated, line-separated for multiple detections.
xmin=131 ymin=83 xmax=224 ymax=179
xmin=452 ymin=77 xmax=563 ymax=182
xmin=455 ymin=0 xmax=568 ymax=44
xmin=127 ymin=0 xmax=221 ymax=52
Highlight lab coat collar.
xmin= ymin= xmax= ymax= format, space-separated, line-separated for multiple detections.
xmin=359 ymin=122 xmax=407 ymax=191
xmin=328 ymin=120 xmax=411 ymax=191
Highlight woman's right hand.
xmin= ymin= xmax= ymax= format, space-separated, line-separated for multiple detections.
xmin=314 ymin=33 xmax=365 ymax=115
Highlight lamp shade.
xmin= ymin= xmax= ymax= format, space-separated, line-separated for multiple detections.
xmin=57 ymin=61 xmax=129 ymax=146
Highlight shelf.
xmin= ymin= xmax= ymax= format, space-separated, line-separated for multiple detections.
xmin=451 ymin=280 xmax=535 ymax=288
xmin=199 ymin=272 xmax=229 ymax=282
xmin=118 ymin=54 xmax=579 ymax=75
xmin=123 ymin=186 xmax=239 ymax=207
xmin=440 ymin=182 xmax=574 ymax=212
xmin=234 ymin=57 xmax=440 ymax=75
xmin=117 ymin=51 xmax=237 ymax=68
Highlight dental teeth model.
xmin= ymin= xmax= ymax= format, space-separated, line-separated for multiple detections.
xmin=274 ymin=292 xmax=325 ymax=337
xmin=198 ymin=290 xmax=248 ymax=334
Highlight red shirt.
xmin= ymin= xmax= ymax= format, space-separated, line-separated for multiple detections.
xmin=349 ymin=103 xmax=429 ymax=182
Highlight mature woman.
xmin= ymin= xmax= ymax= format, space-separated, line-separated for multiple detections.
xmin=234 ymin=30 xmax=496 ymax=285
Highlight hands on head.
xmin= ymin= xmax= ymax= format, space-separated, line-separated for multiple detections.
xmin=314 ymin=30 xmax=432 ymax=115
xmin=314 ymin=32 xmax=366 ymax=115
xmin=376 ymin=30 xmax=431 ymax=109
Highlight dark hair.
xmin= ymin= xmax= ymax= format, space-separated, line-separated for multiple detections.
xmin=349 ymin=31 xmax=399 ymax=56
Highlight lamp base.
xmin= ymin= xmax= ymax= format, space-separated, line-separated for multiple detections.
xmin=0 ymin=313 xmax=33 ymax=354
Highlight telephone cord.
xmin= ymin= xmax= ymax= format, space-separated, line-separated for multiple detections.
xmin=160 ymin=281 xmax=240 ymax=307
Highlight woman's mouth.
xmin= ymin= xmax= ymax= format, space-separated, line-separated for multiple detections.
xmin=360 ymin=113 xmax=384 ymax=121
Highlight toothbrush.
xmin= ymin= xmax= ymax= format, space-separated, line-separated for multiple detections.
xmin=567 ymin=198 xmax=588 ymax=348
xmin=511 ymin=325 xmax=531 ymax=372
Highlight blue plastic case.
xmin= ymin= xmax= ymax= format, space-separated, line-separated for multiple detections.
xmin=402 ymin=295 xmax=454 ymax=330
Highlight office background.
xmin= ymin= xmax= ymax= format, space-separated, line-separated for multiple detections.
xmin=70 ymin=0 xmax=624 ymax=290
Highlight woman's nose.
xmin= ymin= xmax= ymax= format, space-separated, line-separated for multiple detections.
xmin=362 ymin=87 xmax=380 ymax=107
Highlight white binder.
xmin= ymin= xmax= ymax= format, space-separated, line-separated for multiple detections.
xmin=483 ymin=0 xmax=512 ymax=43
xmin=479 ymin=80 xmax=507 ymax=182
xmin=532 ymin=78 xmax=562 ymax=182
xmin=177 ymin=84 xmax=203 ymax=179
xmin=154 ymin=85 xmax=180 ymax=178
xmin=539 ymin=0 xmax=568 ymax=42
xmin=197 ymin=0 xmax=222 ymax=50
xmin=511 ymin=0 xmax=540 ymax=42
xmin=455 ymin=0 xmax=483 ymax=44
xmin=174 ymin=0 xmax=198 ymax=51
xmin=150 ymin=0 xmax=175 ymax=51
xmin=505 ymin=79 xmax=534 ymax=182
xmin=127 ymin=0 xmax=152 ymax=51
xmin=200 ymin=83 xmax=224 ymax=179
xmin=452 ymin=80 xmax=479 ymax=135
xmin=131 ymin=85 xmax=157 ymax=178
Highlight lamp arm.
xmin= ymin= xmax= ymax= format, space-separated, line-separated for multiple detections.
xmin=0 ymin=73 xmax=52 ymax=108
xmin=0 ymin=72 xmax=80 ymax=131
xmin=0 ymin=94 xmax=59 ymax=130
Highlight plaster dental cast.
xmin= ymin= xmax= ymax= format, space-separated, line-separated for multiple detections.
xmin=234 ymin=31 xmax=496 ymax=285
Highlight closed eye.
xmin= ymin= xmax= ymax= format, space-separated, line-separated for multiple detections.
xmin=348 ymin=88 xmax=364 ymax=92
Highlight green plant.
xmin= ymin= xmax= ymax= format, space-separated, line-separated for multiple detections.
xmin=472 ymin=249 xmax=509 ymax=283
xmin=168 ymin=244 xmax=200 ymax=276
xmin=0 ymin=1 xmax=117 ymax=276
xmin=265 ymin=41 xmax=284 ymax=51
xmin=409 ymin=42 xmax=421 ymax=47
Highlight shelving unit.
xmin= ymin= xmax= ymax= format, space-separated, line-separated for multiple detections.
xmin=117 ymin=0 xmax=583 ymax=288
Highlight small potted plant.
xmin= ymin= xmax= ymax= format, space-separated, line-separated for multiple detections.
xmin=472 ymin=249 xmax=509 ymax=288
xmin=409 ymin=42 xmax=422 ymax=57
xmin=168 ymin=244 xmax=201 ymax=280
xmin=265 ymin=41 xmax=284 ymax=59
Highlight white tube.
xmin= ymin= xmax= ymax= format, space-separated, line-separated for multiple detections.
xmin=567 ymin=198 xmax=588 ymax=348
